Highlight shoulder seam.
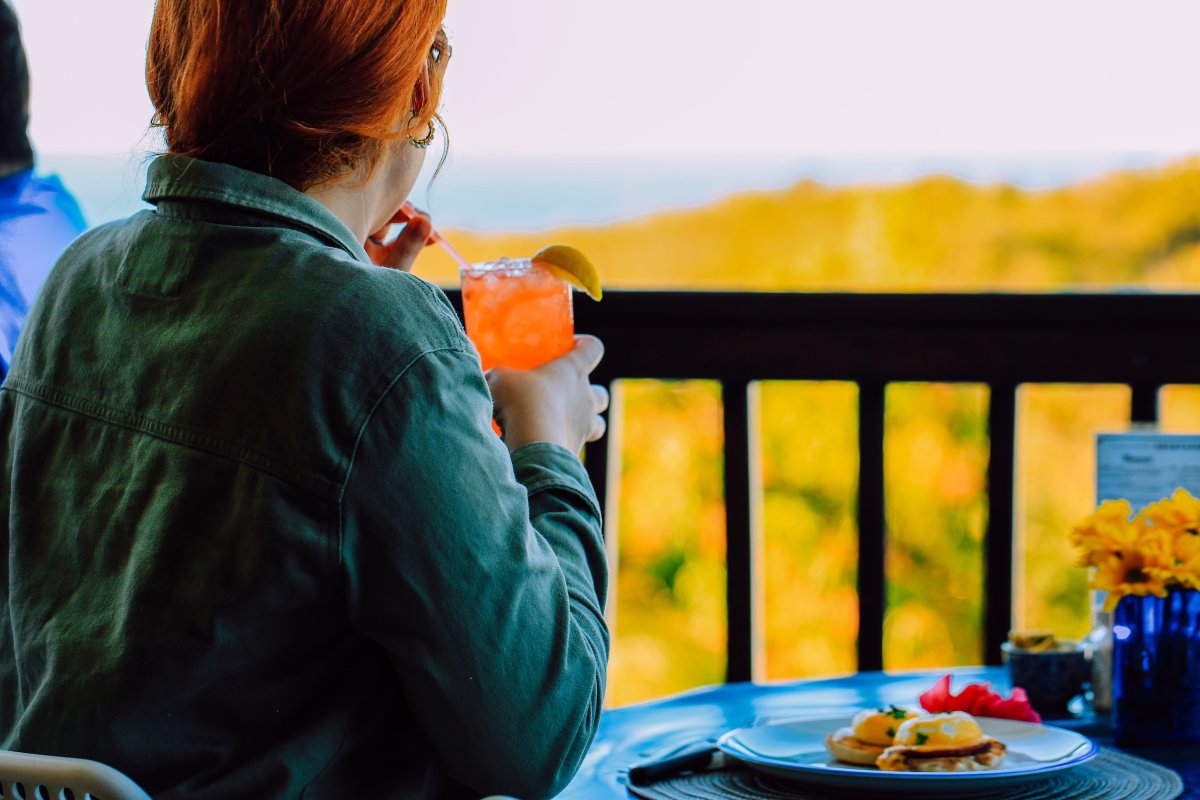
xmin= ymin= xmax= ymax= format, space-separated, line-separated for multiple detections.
xmin=400 ymin=274 xmax=469 ymax=340
xmin=335 ymin=343 xmax=477 ymax=576
xmin=1 ymin=377 xmax=341 ymax=501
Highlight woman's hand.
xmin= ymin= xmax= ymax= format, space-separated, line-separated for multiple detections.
xmin=366 ymin=205 xmax=434 ymax=271
xmin=486 ymin=335 xmax=609 ymax=454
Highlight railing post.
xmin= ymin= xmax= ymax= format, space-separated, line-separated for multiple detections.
xmin=856 ymin=381 xmax=886 ymax=672
xmin=1131 ymin=384 xmax=1161 ymax=425
xmin=724 ymin=379 xmax=755 ymax=683
xmin=984 ymin=383 xmax=1017 ymax=666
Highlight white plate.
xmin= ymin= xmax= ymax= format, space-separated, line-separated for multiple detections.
xmin=717 ymin=715 xmax=1098 ymax=796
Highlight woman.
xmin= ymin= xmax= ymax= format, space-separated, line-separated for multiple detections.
xmin=0 ymin=2 xmax=609 ymax=799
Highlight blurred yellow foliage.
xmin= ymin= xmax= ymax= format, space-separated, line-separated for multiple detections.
xmin=606 ymin=381 xmax=728 ymax=705
xmin=411 ymin=159 xmax=1200 ymax=707
xmin=1015 ymin=386 xmax=1130 ymax=637
xmin=413 ymin=158 xmax=1200 ymax=292
xmin=759 ymin=383 xmax=860 ymax=682
xmin=883 ymin=384 xmax=988 ymax=670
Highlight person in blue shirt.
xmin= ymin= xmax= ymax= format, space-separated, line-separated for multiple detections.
xmin=0 ymin=1 xmax=85 ymax=374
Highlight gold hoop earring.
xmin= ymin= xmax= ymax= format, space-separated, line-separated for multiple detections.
xmin=411 ymin=120 xmax=436 ymax=149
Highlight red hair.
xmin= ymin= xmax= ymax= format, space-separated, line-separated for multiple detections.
xmin=146 ymin=0 xmax=448 ymax=190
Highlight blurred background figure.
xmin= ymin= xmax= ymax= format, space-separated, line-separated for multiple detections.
xmin=0 ymin=0 xmax=84 ymax=375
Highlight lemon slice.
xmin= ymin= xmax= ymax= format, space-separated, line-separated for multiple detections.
xmin=533 ymin=245 xmax=602 ymax=301
xmin=1008 ymin=629 xmax=1056 ymax=651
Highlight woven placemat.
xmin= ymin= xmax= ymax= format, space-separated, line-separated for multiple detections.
xmin=626 ymin=748 xmax=1184 ymax=800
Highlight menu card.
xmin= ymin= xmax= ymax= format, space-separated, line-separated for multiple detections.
xmin=1096 ymin=431 xmax=1200 ymax=507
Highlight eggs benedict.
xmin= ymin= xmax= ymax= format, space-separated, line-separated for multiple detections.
xmin=824 ymin=705 xmax=921 ymax=765
xmin=876 ymin=711 xmax=1006 ymax=772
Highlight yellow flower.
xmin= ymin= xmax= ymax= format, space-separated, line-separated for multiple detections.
xmin=1074 ymin=492 xmax=1200 ymax=605
xmin=1143 ymin=488 xmax=1200 ymax=536
xmin=1071 ymin=499 xmax=1139 ymax=566
xmin=1093 ymin=548 xmax=1171 ymax=612
xmin=1150 ymin=524 xmax=1200 ymax=591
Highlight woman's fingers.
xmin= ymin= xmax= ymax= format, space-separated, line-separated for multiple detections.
xmin=391 ymin=202 xmax=433 ymax=231
xmin=569 ymin=335 xmax=605 ymax=375
xmin=587 ymin=383 xmax=609 ymax=444
xmin=591 ymin=384 xmax=610 ymax=414
xmin=364 ymin=237 xmax=388 ymax=265
xmin=587 ymin=414 xmax=607 ymax=443
xmin=367 ymin=202 xmax=439 ymax=270
xmin=486 ymin=336 xmax=610 ymax=453
xmin=565 ymin=338 xmax=607 ymax=446
xmin=369 ymin=215 xmax=433 ymax=272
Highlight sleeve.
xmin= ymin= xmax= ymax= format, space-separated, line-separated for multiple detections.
xmin=339 ymin=345 xmax=609 ymax=800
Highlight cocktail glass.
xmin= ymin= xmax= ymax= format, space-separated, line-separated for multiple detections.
xmin=461 ymin=257 xmax=574 ymax=372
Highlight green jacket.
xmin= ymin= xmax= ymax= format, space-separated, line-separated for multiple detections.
xmin=0 ymin=156 xmax=608 ymax=799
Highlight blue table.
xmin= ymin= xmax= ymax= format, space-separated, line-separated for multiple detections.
xmin=560 ymin=667 xmax=1198 ymax=799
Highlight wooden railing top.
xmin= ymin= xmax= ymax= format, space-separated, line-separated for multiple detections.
xmin=561 ymin=291 xmax=1200 ymax=384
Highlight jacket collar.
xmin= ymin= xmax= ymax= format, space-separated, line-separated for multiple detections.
xmin=143 ymin=155 xmax=370 ymax=264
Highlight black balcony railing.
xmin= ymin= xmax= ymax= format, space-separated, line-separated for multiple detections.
xmin=445 ymin=290 xmax=1200 ymax=682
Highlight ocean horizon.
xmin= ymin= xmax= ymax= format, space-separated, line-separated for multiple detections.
xmin=39 ymin=151 xmax=1186 ymax=234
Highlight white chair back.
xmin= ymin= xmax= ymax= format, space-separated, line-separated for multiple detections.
xmin=0 ymin=750 xmax=151 ymax=800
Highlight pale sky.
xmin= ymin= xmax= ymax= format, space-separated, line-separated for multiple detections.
xmin=13 ymin=0 xmax=1200 ymax=158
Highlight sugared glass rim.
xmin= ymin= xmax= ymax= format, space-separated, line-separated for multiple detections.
xmin=461 ymin=256 xmax=535 ymax=277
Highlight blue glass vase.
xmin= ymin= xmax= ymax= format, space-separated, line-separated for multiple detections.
xmin=1112 ymin=589 xmax=1200 ymax=745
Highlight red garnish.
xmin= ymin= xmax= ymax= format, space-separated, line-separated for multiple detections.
xmin=918 ymin=674 xmax=1042 ymax=723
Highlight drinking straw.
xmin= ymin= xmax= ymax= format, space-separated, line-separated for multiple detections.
xmin=399 ymin=201 xmax=472 ymax=271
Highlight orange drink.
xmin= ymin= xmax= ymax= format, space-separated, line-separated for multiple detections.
xmin=461 ymin=257 xmax=574 ymax=371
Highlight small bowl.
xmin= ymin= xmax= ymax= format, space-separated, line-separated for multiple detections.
xmin=1001 ymin=640 xmax=1091 ymax=717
